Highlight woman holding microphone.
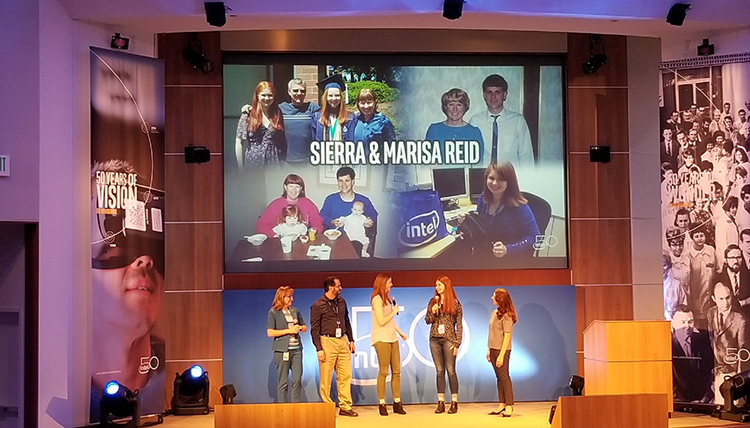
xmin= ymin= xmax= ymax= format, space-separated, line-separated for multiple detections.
xmin=425 ymin=275 xmax=463 ymax=414
xmin=370 ymin=273 xmax=408 ymax=416
xmin=266 ymin=286 xmax=307 ymax=402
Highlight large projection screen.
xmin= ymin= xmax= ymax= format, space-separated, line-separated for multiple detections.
xmin=224 ymin=54 xmax=567 ymax=273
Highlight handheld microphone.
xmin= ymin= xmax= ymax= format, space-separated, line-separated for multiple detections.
xmin=392 ymin=297 xmax=399 ymax=315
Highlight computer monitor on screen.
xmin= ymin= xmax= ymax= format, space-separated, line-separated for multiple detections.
xmin=468 ymin=168 xmax=485 ymax=204
xmin=432 ymin=168 xmax=467 ymax=211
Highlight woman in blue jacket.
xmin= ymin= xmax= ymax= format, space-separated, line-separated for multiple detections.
xmin=266 ymin=286 xmax=307 ymax=402
xmin=351 ymin=88 xmax=397 ymax=157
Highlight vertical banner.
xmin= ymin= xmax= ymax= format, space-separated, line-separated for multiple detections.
xmin=89 ymin=47 xmax=165 ymax=422
xmin=660 ymin=54 xmax=750 ymax=405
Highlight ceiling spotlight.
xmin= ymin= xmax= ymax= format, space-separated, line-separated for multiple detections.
xmin=204 ymin=2 xmax=228 ymax=27
xmin=583 ymin=54 xmax=607 ymax=74
xmin=443 ymin=0 xmax=463 ymax=20
xmin=182 ymin=34 xmax=214 ymax=74
xmin=582 ymin=34 xmax=607 ymax=75
xmin=110 ymin=33 xmax=130 ymax=50
xmin=666 ymin=3 xmax=690 ymax=26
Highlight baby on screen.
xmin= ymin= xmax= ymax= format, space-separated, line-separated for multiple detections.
xmin=342 ymin=200 xmax=370 ymax=257
xmin=272 ymin=205 xmax=308 ymax=238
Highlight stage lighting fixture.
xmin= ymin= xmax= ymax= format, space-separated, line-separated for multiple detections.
xmin=172 ymin=365 xmax=210 ymax=415
xmin=697 ymin=38 xmax=714 ymax=56
xmin=204 ymin=2 xmax=227 ymax=27
xmin=184 ymin=145 xmax=211 ymax=164
xmin=100 ymin=381 xmax=139 ymax=428
xmin=582 ymin=34 xmax=607 ymax=75
xmin=110 ymin=33 xmax=130 ymax=50
xmin=666 ymin=3 xmax=690 ymax=26
xmin=443 ymin=0 xmax=463 ymax=20
xmin=589 ymin=145 xmax=611 ymax=163
xmin=569 ymin=374 xmax=585 ymax=396
xmin=182 ymin=34 xmax=214 ymax=74
xmin=719 ymin=371 xmax=750 ymax=422
xmin=219 ymin=384 xmax=237 ymax=404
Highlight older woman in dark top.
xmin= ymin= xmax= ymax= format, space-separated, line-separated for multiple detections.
xmin=425 ymin=275 xmax=463 ymax=414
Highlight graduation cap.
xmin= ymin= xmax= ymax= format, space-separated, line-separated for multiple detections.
xmin=316 ymin=74 xmax=346 ymax=93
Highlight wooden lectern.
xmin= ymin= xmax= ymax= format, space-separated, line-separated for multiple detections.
xmin=549 ymin=320 xmax=672 ymax=427
xmin=583 ymin=320 xmax=673 ymax=411
xmin=214 ymin=402 xmax=335 ymax=428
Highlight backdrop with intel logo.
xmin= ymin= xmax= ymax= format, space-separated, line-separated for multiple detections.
xmin=223 ymin=54 xmax=567 ymax=273
xmin=223 ymin=285 xmax=575 ymax=404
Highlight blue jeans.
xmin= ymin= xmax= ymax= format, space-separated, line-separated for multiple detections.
xmin=429 ymin=337 xmax=458 ymax=395
xmin=274 ymin=349 xmax=303 ymax=402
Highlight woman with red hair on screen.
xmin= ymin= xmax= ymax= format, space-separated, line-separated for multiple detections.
xmin=235 ymin=81 xmax=286 ymax=167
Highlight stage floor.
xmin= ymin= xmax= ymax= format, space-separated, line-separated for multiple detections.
xmin=157 ymin=402 xmax=750 ymax=428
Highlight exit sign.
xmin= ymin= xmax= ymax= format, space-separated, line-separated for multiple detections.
xmin=0 ymin=155 xmax=9 ymax=176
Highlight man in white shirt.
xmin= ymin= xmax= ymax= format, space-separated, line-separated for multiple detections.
xmin=469 ymin=74 xmax=533 ymax=168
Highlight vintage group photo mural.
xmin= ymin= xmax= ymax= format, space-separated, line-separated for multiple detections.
xmin=660 ymin=53 xmax=750 ymax=405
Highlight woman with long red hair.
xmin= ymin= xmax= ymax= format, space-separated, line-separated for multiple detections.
xmin=311 ymin=74 xmax=354 ymax=142
xmin=425 ymin=275 xmax=463 ymax=414
xmin=235 ymin=81 xmax=286 ymax=167
xmin=486 ymin=288 xmax=517 ymax=417
xmin=370 ymin=273 xmax=408 ymax=416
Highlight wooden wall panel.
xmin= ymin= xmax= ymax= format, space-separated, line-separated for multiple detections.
xmin=567 ymin=33 xmax=627 ymax=88
xmin=165 ymin=223 xmax=223 ymax=291
xmin=165 ymin=86 xmax=223 ymax=154
xmin=156 ymin=291 xmax=223 ymax=360
xmin=567 ymin=88 xmax=629 ymax=153
xmin=576 ymin=285 xmax=635 ymax=354
xmin=224 ymin=269 xmax=573 ymax=290
xmin=165 ymin=360 xmax=223 ymax=411
xmin=159 ymin=33 xmax=222 ymax=87
xmin=570 ymin=219 xmax=632 ymax=285
xmin=165 ymin=155 xmax=223 ymax=222
xmin=568 ymin=153 xmax=630 ymax=219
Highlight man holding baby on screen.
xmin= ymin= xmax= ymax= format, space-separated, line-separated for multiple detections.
xmin=320 ymin=166 xmax=378 ymax=258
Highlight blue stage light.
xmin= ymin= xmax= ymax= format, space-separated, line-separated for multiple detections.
xmin=190 ymin=365 xmax=204 ymax=378
xmin=104 ymin=381 xmax=120 ymax=395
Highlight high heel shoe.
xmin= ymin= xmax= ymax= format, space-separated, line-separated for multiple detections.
xmin=393 ymin=402 xmax=407 ymax=415
xmin=379 ymin=404 xmax=388 ymax=416
xmin=501 ymin=406 xmax=513 ymax=417
xmin=447 ymin=402 xmax=458 ymax=414
xmin=434 ymin=401 xmax=445 ymax=414
xmin=488 ymin=407 xmax=506 ymax=415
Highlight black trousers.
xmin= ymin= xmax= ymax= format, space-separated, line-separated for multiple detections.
xmin=489 ymin=348 xmax=514 ymax=405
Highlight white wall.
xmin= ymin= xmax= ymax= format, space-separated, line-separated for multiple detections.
xmin=661 ymin=26 xmax=750 ymax=61
xmin=0 ymin=0 xmax=40 ymax=222
xmin=628 ymin=36 xmax=666 ymax=321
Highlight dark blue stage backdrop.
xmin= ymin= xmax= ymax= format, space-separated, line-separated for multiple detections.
xmin=223 ymin=285 xmax=575 ymax=404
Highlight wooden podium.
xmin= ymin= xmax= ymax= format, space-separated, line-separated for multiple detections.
xmin=550 ymin=393 xmax=668 ymax=428
xmin=214 ymin=402 xmax=336 ymax=428
xmin=583 ymin=320 xmax=672 ymax=412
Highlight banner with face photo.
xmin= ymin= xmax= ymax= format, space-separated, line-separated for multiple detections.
xmin=660 ymin=54 xmax=750 ymax=405
xmin=223 ymin=54 xmax=568 ymax=273
xmin=89 ymin=47 xmax=166 ymax=422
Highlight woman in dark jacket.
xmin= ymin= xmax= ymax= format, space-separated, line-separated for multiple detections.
xmin=266 ymin=286 xmax=307 ymax=402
